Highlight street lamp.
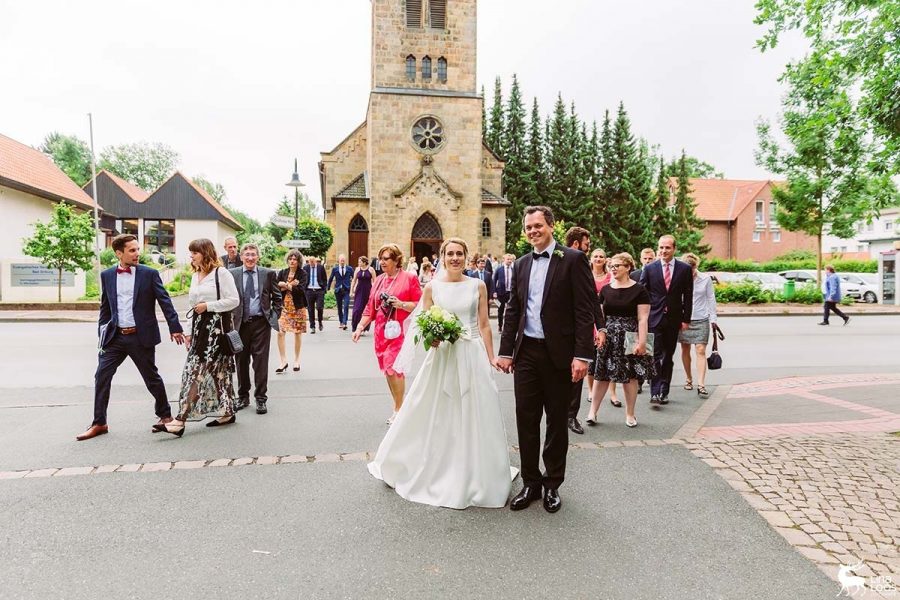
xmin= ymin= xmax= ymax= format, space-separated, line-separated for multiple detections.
xmin=285 ymin=158 xmax=306 ymax=237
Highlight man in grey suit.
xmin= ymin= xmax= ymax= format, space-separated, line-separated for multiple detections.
xmin=230 ymin=243 xmax=282 ymax=414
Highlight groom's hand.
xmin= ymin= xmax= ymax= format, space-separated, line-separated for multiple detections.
xmin=494 ymin=357 xmax=513 ymax=373
xmin=571 ymin=358 xmax=588 ymax=382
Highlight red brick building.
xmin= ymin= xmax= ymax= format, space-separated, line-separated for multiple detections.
xmin=674 ymin=178 xmax=818 ymax=262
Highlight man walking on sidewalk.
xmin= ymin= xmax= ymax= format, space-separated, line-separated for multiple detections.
xmin=819 ymin=265 xmax=850 ymax=326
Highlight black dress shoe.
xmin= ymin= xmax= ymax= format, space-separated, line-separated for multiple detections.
xmin=543 ymin=488 xmax=562 ymax=513
xmin=235 ymin=398 xmax=250 ymax=411
xmin=510 ymin=485 xmax=542 ymax=511
xmin=310 ymin=328 xmax=316 ymax=334
xmin=649 ymin=395 xmax=661 ymax=405
xmin=660 ymin=396 xmax=670 ymax=405
xmin=255 ymin=400 xmax=268 ymax=414
xmin=568 ymin=418 xmax=584 ymax=435
xmin=206 ymin=415 xmax=236 ymax=427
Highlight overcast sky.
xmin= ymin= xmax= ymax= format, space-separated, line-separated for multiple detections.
xmin=0 ymin=0 xmax=806 ymax=222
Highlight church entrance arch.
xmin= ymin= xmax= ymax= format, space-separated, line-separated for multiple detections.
xmin=348 ymin=214 xmax=369 ymax=265
xmin=410 ymin=212 xmax=442 ymax=265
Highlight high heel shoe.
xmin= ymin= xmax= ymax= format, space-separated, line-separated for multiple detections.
xmin=585 ymin=413 xmax=598 ymax=426
xmin=275 ymin=364 xmax=289 ymax=374
xmin=293 ymin=364 xmax=301 ymax=372
xmin=206 ymin=415 xmax=236 ymax=428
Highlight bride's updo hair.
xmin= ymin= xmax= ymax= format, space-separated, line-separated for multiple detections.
xmin=439 ymin=237 xmax=469 ymax=263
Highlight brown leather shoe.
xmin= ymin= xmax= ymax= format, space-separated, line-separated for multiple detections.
xmin=76 ymin=424 xmax=109 ymax=441
xmin=152 ymin=417 xmax=173 ymax=432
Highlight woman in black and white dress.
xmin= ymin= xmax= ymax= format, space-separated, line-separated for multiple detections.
xmin=155 ymin=238 xmax=239 ymax=437
xmin=588 ymin=252 xmax=655 ymax=428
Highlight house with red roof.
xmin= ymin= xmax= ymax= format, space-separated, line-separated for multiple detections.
xmin=0 ymin=133 xmax=99 ymax=302
xmin=674 ymin=178 xmax=818 ymax=262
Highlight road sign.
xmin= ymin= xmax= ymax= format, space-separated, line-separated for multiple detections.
xmin=282 ymin=239 xmax=311 ymax=249
xmin=270 ymin=215 xmax=296 ymax=228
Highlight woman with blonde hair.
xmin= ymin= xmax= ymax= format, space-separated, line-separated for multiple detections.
xmin=155 ymin=238 xmax=240 ymax=436
xmin=352 ymin=243 xmax=423 ymax=425
xmin=678 ymin=252 xmax=718 ymax=399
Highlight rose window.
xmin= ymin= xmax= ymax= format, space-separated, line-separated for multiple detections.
xmin=411 ymin=116 xmax=445 ymax=154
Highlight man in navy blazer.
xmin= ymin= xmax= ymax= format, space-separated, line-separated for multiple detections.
xmin=303 ymin=257 xmax=328 ymax=332
xmin=77 ymin=234 xmax=184 ymax=441
xmin=640 ymin=235 xmax=693 ymax=405
xmin=466 ymin=256 xmax=493 ymax=297
xmin=492 ymin=254 xmax=515 ymax=333
xmin=327 ymin=254 xmax=355 ymax=330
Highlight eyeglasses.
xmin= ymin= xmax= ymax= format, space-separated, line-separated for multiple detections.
xmin=608 ymin=264 xmax=625 ymax=270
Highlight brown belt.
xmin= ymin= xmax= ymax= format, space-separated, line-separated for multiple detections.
xmin=118 ymin=327 xmax=137 ymax=335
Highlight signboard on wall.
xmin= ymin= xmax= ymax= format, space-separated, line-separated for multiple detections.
xmin=270 ymin=215 xmax=296 ymax=228
xmin=10 ymin=264 xmax=75 ymax=287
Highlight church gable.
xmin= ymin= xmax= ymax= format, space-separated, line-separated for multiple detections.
xmin=393 ymin=164 xmax=462 ymax=211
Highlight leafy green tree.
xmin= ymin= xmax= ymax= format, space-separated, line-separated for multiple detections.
xmin=514 ymin=220 xmax=568 ymax=256
xmin=664 ymin=154 xmax=723 ymax=179
xmin=756 ymin=52 xmax=897 ymax=283
xmin=39 ymin=133 xmax=93 ymax=186
xmin=192 ymin=175 xmax=227 ymax=204
xmin=99 ymin=142 xmax=180 ymax=191
xmin=267 ymin=194 xmax=320 ymax=241
xmin=486 ymin=76 xmax=505 ymax=156
xmin=755 ymin=0 xmax=900 ymax=174
xmin=22 ymin=202 xmax=96 ymax=302
xmin=650 ymin=159 xmax=676 ymax=240
xmin=672 ymin=151 xmax=711 ymax=256
xmin=292 ymin=218 xmax=334 ymax=259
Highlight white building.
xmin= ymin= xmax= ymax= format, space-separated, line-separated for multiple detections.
xmin=0 ymin=133 xmax=98 ymax=302
xmin=822 ymin=207 xmax=900 ymax=259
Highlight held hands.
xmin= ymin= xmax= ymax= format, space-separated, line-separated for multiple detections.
xmin=571 ymin=358 xmax=588 ymax=383
xmin=493 ymin=356 xmax=513 ymax=373
xmin=680 ymin=322 xmax=690 ymax=332
xmin=183 ymin=334 xmax=192 ymax=349
xmin=594 ymin=331 xmax=607 ymax=349
xmin=194 ymin=302 xmax=208 ymax=314
xmin=171 ymin=332 xmax=186 ymax=345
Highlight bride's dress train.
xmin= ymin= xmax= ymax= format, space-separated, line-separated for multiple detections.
xmin=367 ymin=278 xmax=515 ymax=509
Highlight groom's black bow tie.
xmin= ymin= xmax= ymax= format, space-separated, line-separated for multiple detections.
xmin=532 ymin=251 xmax=550 ymax=260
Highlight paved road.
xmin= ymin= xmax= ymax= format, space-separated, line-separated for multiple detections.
xmin=1 ymin=315 xmax=897 ymax=599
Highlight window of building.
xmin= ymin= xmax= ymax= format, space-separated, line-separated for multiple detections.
xmin=114 ymin=218 xmax=139 ymax=236
xmin=769 ymin=200 xmax=778 ymax=227
xmin=886 ymin=220 xmax=894 ymax=231
xmin=406 ymin=55 xmax=416 ymax=82
xmin=867 ymin=222 xmax=875 ymax=232
xmin=144 ymin=219 xmax=175 ymax=253
xmin=437 ymin=57 xmax=447 ymax=82
xmin=406 ymin=0 xmax=423 ymax=27
xmin=755 ymin=200 xmax=764 ymax=224
xmin=428 ymin=0 xmax=446 ymax=28
xmin=772 ymin=230 xmax=781 ymax=242
xmin=481 ymin=218 xmax=491 ymax=238
xmin=752 ymin=230 xmax=761 ymax=243
xmin=421 ymin=56 xmax=432 ymax=80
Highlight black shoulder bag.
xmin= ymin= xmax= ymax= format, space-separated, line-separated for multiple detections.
xmin=707 ymin=323 xmax=724 ymax=370
xmin=215 ymin=268 xmax=244 ymax=355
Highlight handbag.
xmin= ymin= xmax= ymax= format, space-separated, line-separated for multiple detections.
xmin=378 ymin=274 xmax=403 ymax=340
xmin=707 ymin=323 xmax=724 ymax=370
xmin=215 ymin=268 xmax=244 ymax=355
xmin=623 ymin=331 xmax=654 ymax=356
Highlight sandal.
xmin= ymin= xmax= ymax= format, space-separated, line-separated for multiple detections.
xmin=625 ymin=416 xmax=637 ymax=428
xmin=684 ymin=380 xmax=693 ymax=391
xmin=610 ymin=398 xmax=622 ymax=408
xmin=697 ymin=386 xmax=709 ymax=399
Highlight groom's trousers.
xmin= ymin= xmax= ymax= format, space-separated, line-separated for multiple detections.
xmin=514 ymin=336 xmax=572 ymax=490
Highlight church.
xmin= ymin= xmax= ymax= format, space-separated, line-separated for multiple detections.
xmin=319 ymin=0 xmax=509 ymax=265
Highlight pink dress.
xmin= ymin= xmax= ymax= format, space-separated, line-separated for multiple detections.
xmin=363 ymin=270 xmax=423 ymax=377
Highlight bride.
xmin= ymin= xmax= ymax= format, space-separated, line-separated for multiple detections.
xmin=367 ymin=237 xmax=515 ymax=509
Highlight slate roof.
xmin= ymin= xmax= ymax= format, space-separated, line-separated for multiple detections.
xmin=481 ymin=188 xmax=511 ymax=206
xmin=334 ymin=172 xmax=368 ymax=199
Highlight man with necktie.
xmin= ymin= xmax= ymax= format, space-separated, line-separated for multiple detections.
xmin=327 ymin=254 xmax=355 ymax=330
xmin=230 ymin=243 xmax=282 ymax=414
xmin=492 ymin=253 xmax=515 ymax=334
xmin=77 ymin=234 xmax=185 ymax=441
xmin=640 ymin=235 xmax=693 ymax=406
xmin=466 ymin=257 xmax=494 ymax=298
xmin=304 ymin=256 xmax=327 ymax=333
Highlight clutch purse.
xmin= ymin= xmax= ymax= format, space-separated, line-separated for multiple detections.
xmin=623 ymin=331 xmax=654 ymax=356
xmin=215 ymin=268 xmax=244 ymax=355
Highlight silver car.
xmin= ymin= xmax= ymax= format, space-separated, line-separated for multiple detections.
xmin=839 ymin=273 xmax=879 ymax=303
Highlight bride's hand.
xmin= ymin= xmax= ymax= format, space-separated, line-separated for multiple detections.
xmin=431 ymin=340 xmax=440 ymax=348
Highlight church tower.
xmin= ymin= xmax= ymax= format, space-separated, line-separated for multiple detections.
xmin=320 ymin=0 xmax=508 ymax=265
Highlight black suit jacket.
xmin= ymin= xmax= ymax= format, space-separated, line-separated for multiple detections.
xmin=276 ymin=267 xmax=308 ymax=308
xmin=302 ymin=264 xmax=328 ymax=292
xmin=492 ymin=264 xmax=514 ymax=300
xmin=98 ymin=265 xmax=182 ymax=349
xmin=629 ymin=267 xmax=643 ymax=283
xmin=220 ymin=254 xmax=242 ymax=270
xmin=499 ymin=245 xmax=596 ymax=370
xmin=230 ymin=267 xmax=283 ymax=332
xmin=466 ymin=269 xmax=493 ymax=297
xmin=639 ymin=259 xmax=693 ymax=329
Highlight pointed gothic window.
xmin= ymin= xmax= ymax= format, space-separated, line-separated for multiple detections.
xmin=349 ymin=214 xmax=369 ymax=232
xmin=437 ymin=57 xmax=447 ymax=82
xmin=406 ymin=55 xmax=416 ymax=82
xmin=412 ymin=213 xmax=442 ymax=240
xmin=406 ymin=0 xmax=423 ymax=27
xmin=422 ymin=56 xmax=432 ymax=81
xmin=428 ymin=0 xmax=446 ymax=29
xmin=481 ymin=218 xmax=491 ymax=238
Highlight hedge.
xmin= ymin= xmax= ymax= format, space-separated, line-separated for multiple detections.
xmin=701 ymin=257 xmax=877 ymax=274
xmin=713 ymin=281 xmax=852 ymax=305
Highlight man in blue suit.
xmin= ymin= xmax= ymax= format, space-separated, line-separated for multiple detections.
xmin=327 ymin=254 xmax=355 ymax=330
xmin=466 ymin=256 xmax=493 ymax=297
xmin=77 ymin=234 xmax=185 ymax=441
xmin=492 ymin=254 xmax=515 ymax=333
xmin=640 ymin=235 xmax=693 ymax=406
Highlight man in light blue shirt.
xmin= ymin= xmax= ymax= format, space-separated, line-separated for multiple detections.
xmin=819 ymin=265 xmax=850 ymax=326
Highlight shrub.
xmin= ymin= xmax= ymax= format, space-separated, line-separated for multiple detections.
xmin=325 ymin=290 xmax=336 ymax=309
xmin=714 ymin=282 xmax=774 ymax=304
xmin=789 ymin=283 xmax=823 ymax=304
xmin=773 ymin=249 xmax=816 ymax=261
xmin=99 ymin=248 xmax=117 ymax=267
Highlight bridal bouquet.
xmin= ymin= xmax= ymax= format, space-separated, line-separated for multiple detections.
xmin=414 ymin=305 xmax=464 ymax=351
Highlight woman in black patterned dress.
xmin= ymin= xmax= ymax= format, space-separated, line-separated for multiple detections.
xmin=587 ymin=252 xmax=655 ymax=428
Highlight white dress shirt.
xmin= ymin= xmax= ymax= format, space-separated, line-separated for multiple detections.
xmin=523 ymin=241 xmax=555 ymax=339
xmin=115 ymin=267 xmax=136 ymax=328
xmin=690 ymin=272 xmax=718 ymax=323
xmin=188 ymin=267 xmax=240 ymax=333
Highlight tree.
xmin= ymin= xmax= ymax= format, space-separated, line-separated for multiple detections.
xmin=22 ymin=202 xmax=96 ymax=302
xmin=192 ymin=175 xmax=227 ymax=204
xmin=672 ymin=151 xmax=711 ymax=256
xmin=266 ymin=194 xmax=321 ymax=241
xmin=40 ymin=133 xmax=93 ymax=187
xmin=650 ymin=159 xmax=676 ymax=240
xmin=756 ymin=52 xmax=897 ymax=284
xmin=515 ymin=219 xmax=568 ymax=256
xmin=221 ymin=202 xmax=263 ymax=243
xmin=99 ymin=142 xmax=180 ymax=191
xmin=500 ymin=75 xmax=535 ymax=252
xmin=755 ymin=0 xmax=900 ymax=174
xmin=545 ymin=94 xmax=578 ymax=225
xmin=486 ymin=76 xmax=505 ymax=156
xmin=292 ymin=218 xmax=334 ymax=259
xmin=664 ymin=154 xmax=724 ymax=179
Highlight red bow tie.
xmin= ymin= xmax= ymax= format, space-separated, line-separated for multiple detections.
xmin=116 ymin=266 xmax=132 ymax=274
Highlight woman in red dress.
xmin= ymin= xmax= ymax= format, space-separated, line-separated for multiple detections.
xmin=352 ymin=243 xmax=423 ymax=425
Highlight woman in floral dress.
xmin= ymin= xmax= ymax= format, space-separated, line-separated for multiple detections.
xmin=276 ymin=250 xmax=309 ymax=373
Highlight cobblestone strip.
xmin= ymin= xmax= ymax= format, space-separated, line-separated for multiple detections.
xmin=673 ymin=384 xmax=731 ymax=440
xmin=0 ymin=438 xmax=687 ymax=482
xmin=686 ymin=433 xmax=900 ymax=597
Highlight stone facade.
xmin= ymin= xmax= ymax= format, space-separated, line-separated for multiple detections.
xmin=320 ymin=0 xmax=508 ymax=265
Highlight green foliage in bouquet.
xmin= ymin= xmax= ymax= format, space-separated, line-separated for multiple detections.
xmin=414 ymin=305 xmax=464 ymax=351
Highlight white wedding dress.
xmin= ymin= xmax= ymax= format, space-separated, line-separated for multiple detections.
xmin=367 ymin=277 xmax=515 ymax=509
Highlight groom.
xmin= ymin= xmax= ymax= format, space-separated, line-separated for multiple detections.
xmin=495 ymin=206 xmax=596 ymax=513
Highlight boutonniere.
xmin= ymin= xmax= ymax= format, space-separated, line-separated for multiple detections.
xmin=553 ymin=249 xmax=565 ymax=260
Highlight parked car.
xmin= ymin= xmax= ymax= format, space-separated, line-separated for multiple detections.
xmin=778 ymin=269 xmax=860 ymax=299
xmin=742 ymin=272 xmax=789 ymax=293
xmin=707 ymin=271 xmax=743 ymax=285
xmin=839 ymin=273 xmax=879 ymax=303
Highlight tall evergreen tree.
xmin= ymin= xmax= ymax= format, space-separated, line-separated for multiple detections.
xmin=500 ymin=75 xmax=534 ymax=252
xmin=672 ymin=150 xmax=711 ymax=255
xmin=526 ymin=98 xmax=546 ymax=202
xmin=486 ymin=77 xmax=505 ymax=156
xmin=545 ymin=94 xmax=577 ymax=224
xmin=650 ymin=158 xmax=676 ymax=241
xmin=622 ymin=142 xmax=655 ymax=256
